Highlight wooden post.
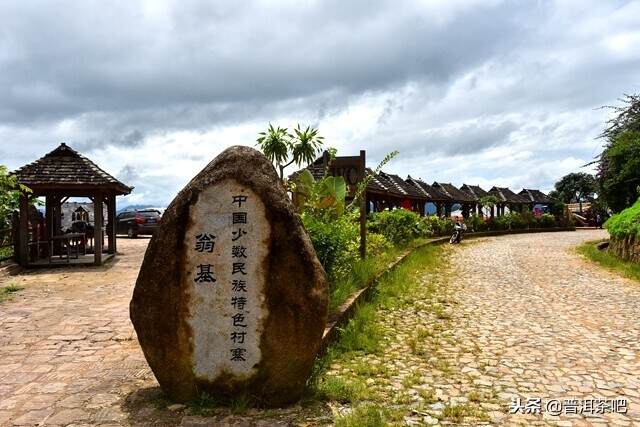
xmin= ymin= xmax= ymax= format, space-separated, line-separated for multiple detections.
xmin=94 ymin=194 xmax=103 ymax=265
xmin=107 ymin=194 xmax=116 ymax=254
xmin=359 ymin=150 xmax=366 ymax=259
xmin=18 ymin=193 xmax=29 ymax=266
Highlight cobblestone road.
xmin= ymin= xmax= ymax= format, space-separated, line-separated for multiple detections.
xmin=446 ymin=230 xmax=640 ymax=425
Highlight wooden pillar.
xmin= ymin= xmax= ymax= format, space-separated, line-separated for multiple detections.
xmin=358 ymin=150 xmax=366 ymax=259
xmin=18 ymin=193 xmax=29 ymax=265
xmin=94 ymin=194 xmax=103 ymax=265
xmin=445 ymin=203 xmax=452 ymax=217
xmin=491 ymin=205 xmax=495 ymax=218
xmin=45 ymin=195 xmax=54 ymax=244
xmin=107 ymin=194 xmax=116 ymax=254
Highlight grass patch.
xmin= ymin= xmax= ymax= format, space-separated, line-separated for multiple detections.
xmin=577 ymin=240 xmax=640 ymax=283
xmin=0 ymin=283 xmax=22 ymax=303
xmin=329 ymin=246 xmax=407 ymax=313
xmin=439 ymin=403 xmax=488 ymax=423
xmin=307 ymin=244 xmax=446 ymax=416
xmin=334 ymin=404 xmax=387 ymax=427
xmin=314 ymin=377 xmax=369 ymax=403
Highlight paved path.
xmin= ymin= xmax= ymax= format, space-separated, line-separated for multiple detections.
xmin=445 ymin=230 xmax=640 ymax=425
xmin=0 ymin=238 xmax=153 ymax=426
xmin=1 ymin=230 xmax=639 ymax=426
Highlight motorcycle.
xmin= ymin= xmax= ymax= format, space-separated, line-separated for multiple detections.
xmin=450 ymin=221 xmax=467 ymax=244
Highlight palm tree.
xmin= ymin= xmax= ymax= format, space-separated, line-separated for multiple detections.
xmin=291 ymin=124 xmax=324 ymax=168
xmin=256 ymin=124 xmax=292 ymax=179
xmin=257 ymin=123 xmax=324 ymax=180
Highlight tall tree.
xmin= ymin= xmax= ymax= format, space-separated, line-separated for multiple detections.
xmin=596 ymin=94 xmax=640 ymax=212
xmin=554 ymin=172 xmax=597 ymax=213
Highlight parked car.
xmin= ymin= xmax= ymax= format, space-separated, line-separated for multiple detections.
xmin=116 ymin=209 xmax=162 ymax=238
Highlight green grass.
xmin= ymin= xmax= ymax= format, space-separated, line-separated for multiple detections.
xmin=314 ymin=377 xmax=369 ymax=403
xmin=308 ymin=244 xmax=445 ymax=408
xmin=334 ymin=404 xmax=387 ymax=427
xmin=0 ymin=283 xmax=22 ymax=303
xmin=328 ymin=239 xmax=432 ymax=314
xmin=439 ymin=404 xmax=488 ymax=423
xmin=577 ymin=240 xmax=640 ymax=283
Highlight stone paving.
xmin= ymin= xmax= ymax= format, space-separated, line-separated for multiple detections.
xmin=0 ymin=238 xmax=153 ymax=426
xmin=407 ymin=229 xmax=639 ymax=426
xmin=321 ymin=229 xmax=640 ymax=426
xmin=1 ymin=229 xmax=639 ymax=426
xmin=447 ymin=229 xmax=640 ymax=426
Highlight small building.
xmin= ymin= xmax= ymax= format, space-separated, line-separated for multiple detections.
xmin=12 ymin=143 xmax=133 ymax=266
xmin=60 ymin=202 xmax=107 ymax=231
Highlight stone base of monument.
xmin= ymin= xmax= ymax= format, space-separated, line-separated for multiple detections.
xmin=130 ymin=146 xmax=328 ymax=406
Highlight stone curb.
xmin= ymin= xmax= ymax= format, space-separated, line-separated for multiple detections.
xmin=318 ymin=227 xmax=576 ymax=354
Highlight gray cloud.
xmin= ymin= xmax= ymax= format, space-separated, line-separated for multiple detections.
xmin=1 ymin=0 xmax=639 ymax=205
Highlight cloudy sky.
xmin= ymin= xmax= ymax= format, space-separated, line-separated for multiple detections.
xmin=2 ymin=0 xmax=639 ymax=207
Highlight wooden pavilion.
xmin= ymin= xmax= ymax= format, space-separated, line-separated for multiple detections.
xmin=12 ymin=143 xmax=132 ymax=267
xmin=488 ymin=186 xmax=529 ymax=217
xmin=405 ymin=177 xmax=452 ymax=216
xmin=459 ymin=184 xmax=490 ymax=216
xmin=432 ymin=182 xmax=476 ymax=217
xmin=519 ymin=188 xmax=554 ymax=210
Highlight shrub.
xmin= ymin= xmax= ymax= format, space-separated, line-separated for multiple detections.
xmin=493 ymin=215 xmax=511 ymax=230
xmin=422 ymin=215 xmax=454 ymax=236
xmin=539 ymin=213 xmax=556 ymax=228
xmin=464 ymin=214 xmax=488 ymax=232
xmin=366 ymin=233 xmax=392 ymax=257
xmin=605 ymin=197 xmax=640 ymax=239
xmin=301 ymin=212 xmax=359 ymax=282
xmin=367 ymin=209 xmax=427 ymax=245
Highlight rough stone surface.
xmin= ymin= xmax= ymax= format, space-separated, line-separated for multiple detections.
xmin=130 ymin=146 xmax=328 ymax=406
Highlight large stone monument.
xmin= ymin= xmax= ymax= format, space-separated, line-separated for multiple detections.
xmin=130 ymin=146 xmax=328 ymax=406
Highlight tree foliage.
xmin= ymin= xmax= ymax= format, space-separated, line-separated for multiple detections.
xmin=596 ymin=94 xmax=640 ymax=213
xmin=553 ymin=172 xmax=596 ymax=206
xmin=256 ymin=123 xmax=324 ymax=179
xmin=0 ymin=165 xmax=31 ymax=229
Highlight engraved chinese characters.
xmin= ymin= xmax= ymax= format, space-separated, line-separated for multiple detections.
xmin=186 ymin=182 xmax=269 ymax=379
xmin=131 ymin=146 xmax=328 ymax=406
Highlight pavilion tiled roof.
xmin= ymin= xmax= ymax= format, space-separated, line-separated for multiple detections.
xmin=406 ymin=177 xmax=451 ymax=201
xmin=12 ymin=143 xmax=132 ymax=195
xmin=519 ymin=189 xmax=554 ymax=204
xmin=378 ymin=172 xmax=424 ymax=199
xmin=433 ymin=182 xmax=476 ymax=203
xmin=488 ymin=186 xmax=529 ymax=203
xmin=459 ymin=184 xmax=489 ymax=201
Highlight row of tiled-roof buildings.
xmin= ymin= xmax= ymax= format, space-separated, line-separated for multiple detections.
xmin=296 ymin=159 xmax=555 ymax=218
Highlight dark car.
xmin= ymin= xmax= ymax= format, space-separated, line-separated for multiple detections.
xmin=116 ymin=209 xmax=162 ymax=238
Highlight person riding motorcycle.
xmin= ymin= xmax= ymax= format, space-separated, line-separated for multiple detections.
xmin=450 ymin=216 xmax=467 ymax=244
